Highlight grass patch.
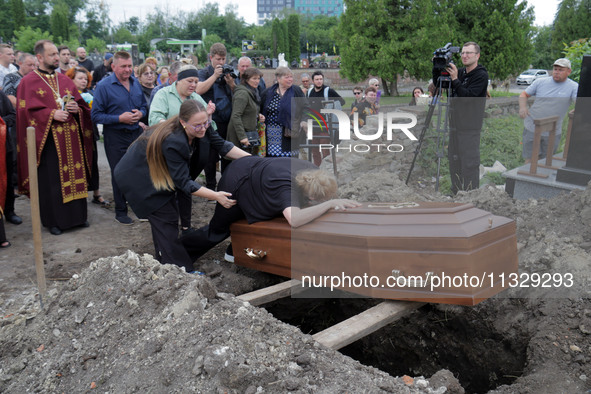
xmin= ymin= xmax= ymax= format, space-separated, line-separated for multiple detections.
xmin=415 ymin=113 xmax=526 ymax=194
xmin=488 ymin=90 xmax=520 ymax=97
xmin=480 ymin=115 xmax=524 ymax=170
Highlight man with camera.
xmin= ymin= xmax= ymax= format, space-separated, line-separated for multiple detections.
xmin=444 ymin=41 xmax=488 ymax=195
xmin=197 ymin=43 xmax=237 ymax=190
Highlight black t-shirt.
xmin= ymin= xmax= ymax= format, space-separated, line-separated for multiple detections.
xmin=78 ymin=58 xmax=95 ymax=73
xmin=219 ymin=156 xmax=317 ymax=224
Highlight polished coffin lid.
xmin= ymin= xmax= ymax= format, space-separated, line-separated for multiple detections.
xmin=230 ymin=202 xmax=518 ymax=305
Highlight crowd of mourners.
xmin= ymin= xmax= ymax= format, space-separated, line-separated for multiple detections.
xmin=0 ymin=40 xmax=360 ymax=271
xmin=1 ymin=39 xmax=578 ymax=273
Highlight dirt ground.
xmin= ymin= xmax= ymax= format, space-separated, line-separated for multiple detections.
xmin=0 ymin=141 xmax=590 ymax=393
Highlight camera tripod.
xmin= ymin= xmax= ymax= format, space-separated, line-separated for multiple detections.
xmin=405 ymin=76 xmax=452 ymax=191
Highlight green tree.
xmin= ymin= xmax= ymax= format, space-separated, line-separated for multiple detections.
xmin=113 ymin=27 xmax=134 ymax=44
xmin=245 ymin=20 xmax=273 ymax=52
xmin=552 ymin=0 xmax=591 ymax=59
xmin=24 ymin=0 xmax=51 ymax=32
xmin=50 ymin=0 xmax=70 ymax=41
xmin=454 ymin=0 xmax=534 ymax=80
xmin=13 ymin=26 xmax=53 ymax=53
xmin=137 ymin=34 xmax=151 ymax=54
xmin=531 ymin=25 xmax=554 ymax=69
xmin=271 ymin=18 xmax=282 ymax=58
xmin=82 ymin=0 xmax=111 ymax=42
xmin=11 ymin=0 xmax=26 ymax=31
xmin=64 ymin=38 xmax=80 ymax=53
xmin=562 ymin=38 xmax=591 ymax=82
xmin=337 ymin=0 xmax=533 ymax=95
xmin=336 ymin=0 xmax=414 ymax=95
xmin=302 ymin=15 xmax=339 ymax=55
xmin=0 ymin=0 xmax=13 ymax=42
xmin=86 ymin=36 xmax=106 ymax=53
xmin=126 ymin=16 xmax=140 ymax=35
xmin=193 ymin=3 xmax=226 ymax=39
xmin=287 ymin=14 xmax=300 ymax=64
xmin=56 ymin=0 xmax=84 ymax=24
xmin=223 ymin=5 xmax=245 ymax=47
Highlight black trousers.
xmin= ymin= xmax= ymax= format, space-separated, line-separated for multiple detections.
xmin=147 ymin=198 xmax=194 ymax=272
xmin=448 ymin=129 xmax=481 ymax=195
xmin=177 ymin=191 xmax=192 ymax=229
xmin=103 ymin=128 xmax=142 ymax=217
xmin=4 ymin=133 xmax=15 ymax=216
xmin=182 ymin=198 xmax=245 ymax=262
xmin=204 ymin=121 xmax=229 ymax=189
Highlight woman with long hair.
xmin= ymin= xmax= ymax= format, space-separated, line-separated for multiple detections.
xmin=114 ymin=100 xmax=248 ymax=272
xmin=65 ymin=66 xmax=110 ymax=207
xmin=148 ymin=64 xmax=219 ymax=235
xmin=409 ymin=86 xmax=424 ymax=106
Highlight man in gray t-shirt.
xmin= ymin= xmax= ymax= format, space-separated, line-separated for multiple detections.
xmin=519 ymin=58 xmax=578 ymax=161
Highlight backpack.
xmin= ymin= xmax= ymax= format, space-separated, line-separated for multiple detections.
xmin=308 ymin=86 xmax=342 ymax=129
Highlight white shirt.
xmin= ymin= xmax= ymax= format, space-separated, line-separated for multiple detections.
xmin=0 ymin=63 xmax=17 ymax=89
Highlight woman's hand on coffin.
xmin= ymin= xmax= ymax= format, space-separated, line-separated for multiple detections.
xmin=329 ymin=199 xmax=362 ymax=211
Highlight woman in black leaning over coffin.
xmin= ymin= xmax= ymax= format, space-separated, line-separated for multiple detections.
xmin=114 ymin=99 xmax=249 ymax=272
xmin=182 ymin=155 xmax=361 ymax=262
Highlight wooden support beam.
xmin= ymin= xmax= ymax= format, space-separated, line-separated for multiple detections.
xmin=313 ymin=301 xmax=426 ymax=350
xmin=237 ymin=280 xmax=301 ymax=306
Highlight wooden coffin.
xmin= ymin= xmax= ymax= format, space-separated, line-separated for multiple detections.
xmin=230 ymin=202 xmax=518 ymax=306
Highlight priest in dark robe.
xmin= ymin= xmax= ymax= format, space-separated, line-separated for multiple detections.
xmin=16 ymin=40 xmax=94 ymax=235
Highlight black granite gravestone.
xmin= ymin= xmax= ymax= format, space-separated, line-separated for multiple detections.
xmin=556 ymin=55 xmax=591 ymax=186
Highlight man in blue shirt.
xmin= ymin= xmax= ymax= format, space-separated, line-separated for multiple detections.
xmin=92 ymin=51 xmax=147 ymax=225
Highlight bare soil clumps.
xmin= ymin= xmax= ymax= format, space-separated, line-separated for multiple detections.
xmin=0 ymin=251 xmax=461 ymax=393
xmin=0 ymin=144 xmax=590 ymax=392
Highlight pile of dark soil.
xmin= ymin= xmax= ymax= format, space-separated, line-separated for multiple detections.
xmin=1 ymin=142 xmax=590 ymax=392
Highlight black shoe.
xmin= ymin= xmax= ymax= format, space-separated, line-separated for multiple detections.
xmin=49 ymin=227 xmax=62 ymax=235
xmin=79 ymin=221 xmax=90 ymax=228
xmin=5 ymin=213 xmax=22 ymax=225
xmin=115 ymin=215 xmax=133 ymax=225
xmin=224 ymin=244 xmax=234 ymax=263
xmin=181 ymin=227 xmax=198 ymax=236
xmin=91 ymin=195 xmax=111 ymax=208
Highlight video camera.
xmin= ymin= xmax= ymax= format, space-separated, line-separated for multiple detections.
xmin=432 ymin=43 xmax=460 ymax=90
xmin=433 ymin=43 xmax=460 ymax=70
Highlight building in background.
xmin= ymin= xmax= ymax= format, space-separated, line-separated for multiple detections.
xmin=257 ymin=0 xmax=343 ymax=25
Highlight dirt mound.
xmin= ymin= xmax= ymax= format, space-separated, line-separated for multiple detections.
xmin=1 ymin=141 xmax=590 ymax=392
xmin=0 ymin=251 xmax=462 ymax=393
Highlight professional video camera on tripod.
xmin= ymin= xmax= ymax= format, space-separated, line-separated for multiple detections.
xmin=405 ymin=43 xmax=460 ymax=191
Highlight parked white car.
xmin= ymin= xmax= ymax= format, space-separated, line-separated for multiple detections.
xmin=516 ymin=69 xmax=550 ymax=85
